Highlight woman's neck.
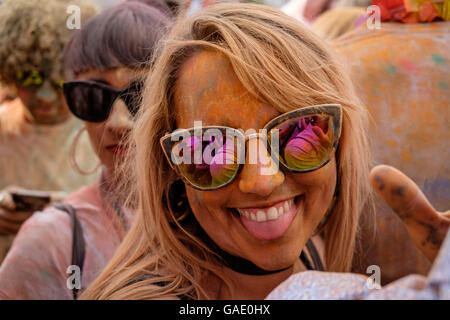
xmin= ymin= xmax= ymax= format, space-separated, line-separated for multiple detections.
xmin=100 ymin=167 xmax=114 ymax=185
xmin=205 ymin=259 xmax=304 ymax=300
xmin=98 ymin=167 xmax=118 ymax=201
xmin=203 ymin=234 xmax=325 ymax=299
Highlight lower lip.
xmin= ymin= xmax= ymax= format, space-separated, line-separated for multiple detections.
xmin=234 ymin=196 xmax=303 ymax=241
xmin=106 ymin=145 xmax=128 ymax=157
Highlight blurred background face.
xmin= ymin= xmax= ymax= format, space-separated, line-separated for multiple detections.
xmin=0 ymin=84 xmax=15 ymax=104
xmin=74 ymin=67 xmax=135 ymax=172
xmin=174 ymin=50 xmax=337 ymax=271
xmin=14 ymin=79 xmax=70 ymax=125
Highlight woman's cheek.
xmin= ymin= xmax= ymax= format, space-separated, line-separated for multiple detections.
xmin=292 ymin=159 xmax=336 ymax=219
xmin=186 ymin=187 xmax=230 ymax=218
xmin=84 ymin=123 xmax=105 ymax=158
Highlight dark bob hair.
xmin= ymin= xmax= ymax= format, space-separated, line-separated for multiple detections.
xmin=64 ymin=0 xmax=172 ymax=78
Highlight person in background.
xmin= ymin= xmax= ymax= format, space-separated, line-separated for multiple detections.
xmin=0 ymin=0 xmax=172 ymax=299
xmin=334 ymin=0 xmax=450 ymax=284
xmin=0 ymin=84 xmax=27 ymax=136
xmin=0 ymin=0 xmax=99 ymax=264
xmin=281 ymin=0 xmax=372 ymax=27
xmin=0 ymin=83 xmax=26 ymax=261
xmin=312 ymin=6 xmax=367 ymax=40
xmin=0 ymin=84 xmax=15 ymax=105
xmin=281 ymin=0 xmax=338 ymax=25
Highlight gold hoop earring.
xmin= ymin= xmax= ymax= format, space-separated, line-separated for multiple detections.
xmin=70 ymin=127 xmax=101 ymax=175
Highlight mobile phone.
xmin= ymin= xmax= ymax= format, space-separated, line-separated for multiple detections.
xmin=11 ymin=190 xmax=51 ymax=211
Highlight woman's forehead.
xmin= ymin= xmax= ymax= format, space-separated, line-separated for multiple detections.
xmin=75 ymin=67 xmax=135 ymax=89
xmin=174 ymin=50 xmax=279 ymax=130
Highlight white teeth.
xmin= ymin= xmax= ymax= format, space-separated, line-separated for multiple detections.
xmin=267 ymin=207 xmax=278 ymax=220
xmin=236 ymin=198 xmax=296 ymax=222
xmin=278 ymin=206 xmax=284 ymax=217
xmin=256 ymin=211 xmax=266 ymax=222
xmin=284 ymin=201 xmax=290 ymax=212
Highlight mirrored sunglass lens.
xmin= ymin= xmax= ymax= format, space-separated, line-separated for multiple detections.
xmin=270 ymin=114 xmax=334 ymax=171
xmin=171 ymin=133 xmax=241 ymax=188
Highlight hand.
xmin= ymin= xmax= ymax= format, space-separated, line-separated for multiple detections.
xmin=370 ymin=165 xmax=450 ymax=262
xmin=0 ymin=187 xmax=33 ymax=235
xmin=0 ymin=208 xmax=33 ymax=235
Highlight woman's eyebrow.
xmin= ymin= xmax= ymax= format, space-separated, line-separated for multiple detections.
xmin=218 ymin=121 xmax=234 ymax=127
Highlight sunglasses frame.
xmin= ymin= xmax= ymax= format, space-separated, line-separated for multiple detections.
xmin=160 ymin=104 xmax=342 ymax=191
xmin=62 ymin=80 xmax=144 ymax=122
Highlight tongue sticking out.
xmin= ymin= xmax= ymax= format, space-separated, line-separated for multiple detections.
xmin=238 ymin=198 xmax=300 ymax=241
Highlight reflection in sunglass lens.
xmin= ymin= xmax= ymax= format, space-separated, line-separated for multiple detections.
xmin=270 ymin=114 xmax=334 ymax=171
xmin=172 ymin=133 xmax=241 ymax=189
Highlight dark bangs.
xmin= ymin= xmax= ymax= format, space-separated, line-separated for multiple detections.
xmin=64 ymin=1 xmax=171 ymax=77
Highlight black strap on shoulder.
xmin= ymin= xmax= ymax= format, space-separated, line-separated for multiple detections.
xmin=305 ymin=239 xmax=324 ymax=271
xmin=300 ymin=246 xmax=314 ymax=271
xmin=54 ymin=203 xmax=86 ymax=300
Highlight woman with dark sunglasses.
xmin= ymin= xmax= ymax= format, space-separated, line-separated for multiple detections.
xmin=0 ymin=0 xmax=171 ymax=299
xmin=82 ymin=3 xmax=448 ymax=300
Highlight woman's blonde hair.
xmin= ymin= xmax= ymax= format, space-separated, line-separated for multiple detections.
xmin=82 ymin=2 xmax=374 ymax=300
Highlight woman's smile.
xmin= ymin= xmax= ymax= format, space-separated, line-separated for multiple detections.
xmin=231 ymin=195 xmax=304 ymax=241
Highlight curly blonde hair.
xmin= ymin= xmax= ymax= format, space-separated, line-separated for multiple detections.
xmin=0 ymin=0 xmax=98 ymax=85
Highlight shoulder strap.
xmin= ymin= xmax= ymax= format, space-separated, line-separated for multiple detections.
xmin=305 ymin=239 xmax=324 ymax=271
xmin=300 ymin=250 xmax=314 ymax=270
xmin=54 ymin=203 xmax=86 ymax=300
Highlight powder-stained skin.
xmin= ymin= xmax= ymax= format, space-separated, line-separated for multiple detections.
xmin=370 ymin=165 xmax=450 ymax=261
xmin=173 ymin=50 xmax=336 ymax=283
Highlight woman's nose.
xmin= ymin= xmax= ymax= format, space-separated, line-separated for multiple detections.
xmin=238 ymin=138 xmax=285 ymax=196
xmin=36 ymin=80 xmax=57 ymax=104
xmin=105 ymin=99 xmax=133 ymax=136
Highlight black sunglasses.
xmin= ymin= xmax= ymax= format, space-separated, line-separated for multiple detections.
xmin=63 ymin=80 xmax=144 ymax=122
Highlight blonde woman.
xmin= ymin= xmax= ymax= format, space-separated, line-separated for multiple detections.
xmin=82 ymin=3 xmax=446 ymax=300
